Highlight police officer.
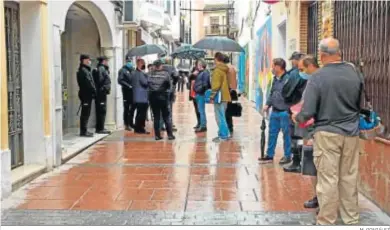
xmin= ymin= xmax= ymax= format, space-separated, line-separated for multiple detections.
xmin=93 ymin=56 xmax=111 ymax=134
xmin=118 ymin=56 xmax=135 ymax=131
xmin=148 ymin=60 xmax=175 ymax=141
xmin=77 ymin=54 xmax=96 ymax=137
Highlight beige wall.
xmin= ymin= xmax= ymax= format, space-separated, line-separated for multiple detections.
xmin=194 ymin=0 xmax=205 ymax=44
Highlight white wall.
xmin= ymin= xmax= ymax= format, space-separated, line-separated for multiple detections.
xmin=20 ymin=1 xmax=46 ymax=164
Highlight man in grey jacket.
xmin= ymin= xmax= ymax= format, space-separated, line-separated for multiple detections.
xmin=293 ymin=38 xmax=362 ymax=225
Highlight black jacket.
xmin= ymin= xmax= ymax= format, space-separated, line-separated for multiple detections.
xmin=162 ymin=65 xmax=179 ymax=92
xmin=118 ymin=65 xmax=134 ymax=91
xmin=77 ymin=64 xmax=96 ymax=100
xmin=282 ymin=67 xmax=307 ymax=106
xmin=93 ymin=64 xmax=111 ymax=95
xmin=148 ymin=69 xmax=171 ymax=98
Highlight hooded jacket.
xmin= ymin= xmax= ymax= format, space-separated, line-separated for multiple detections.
xmin=93 ymin=63 xmax=111 ymax=95
xmin=210 ymin=63 xmax=231 ymax=102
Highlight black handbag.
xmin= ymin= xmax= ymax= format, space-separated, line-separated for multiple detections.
xmin=227 ymin=102 xmax=242 ymax=117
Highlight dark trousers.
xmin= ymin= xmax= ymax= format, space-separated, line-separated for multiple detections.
xmin=122 ymin=88 xmax=136 ymax=128
xmin=95 ymin=94 xmax=107 ymax=131
xmin=192 ymin=99 xmax=200 ymax=126
xmin=150 ymin=93 xmax=173 ymax=137
xmin=177 ymin=81 xmax=184 ymax=92
xmin=80 ymin=98 xmax=92 ymax=134
xmin=225 ymin=104 xmax=233 ymax=132
xmin=134 ymin=103 xmax=148 ymax=132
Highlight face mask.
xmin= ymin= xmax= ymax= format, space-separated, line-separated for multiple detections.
xmin=299 ymin=71 xmax=310 ymax=80
xmin=141 ymin=65 xmax=146 ymax=70
xmin=126 ymin=62 xmax=133 ymax=68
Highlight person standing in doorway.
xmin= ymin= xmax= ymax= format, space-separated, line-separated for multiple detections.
xmin=209 ymin=52 xmax=231 ymax=142
xmin=259 ymin=58 xmax=292 ymax=164
xmin=293 ymin=38 xmax=362 ymax=225
xmin=77 ymin=54 xmax=96 ymax=137
xmin=194 ymin=59 xmax=211 ymax=133
xmin=118 ymin=56 xmax=135 ymax=131
xmin=148 ymin=60 xmax=175 ymax=141
xmin=224 ymin=55 xmax=238 ymax=134
xmin=92 ymin=56 xmax=111 ymax=134
xmin=131 ymin=59 xmax=150 ymax=134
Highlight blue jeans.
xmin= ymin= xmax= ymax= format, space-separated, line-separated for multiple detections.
xmin=214 ymin=102 xmax=230 ymax=139
xmin=267 ymin=111 xmax=291 ymax=158
xmin=196 ymin=95 xmax=207 ymax=128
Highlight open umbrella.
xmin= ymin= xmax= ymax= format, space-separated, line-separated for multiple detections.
xmin=127 ymin=44 xmax=167 ymax=57
xmin=171 ymin=44 xmax=206 ymax=59
xmin=193 ymin=36 xmax=245 ymax=53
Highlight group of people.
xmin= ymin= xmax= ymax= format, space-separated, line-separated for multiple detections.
xmin=77 ymin=54 xmax=179 ymax=140
xmin=188 ymin=52 xmax=238 ymax=142
xmin=117 ymin=56 xmax=179 ymax=140
xmin=261 ymin=37 xmax=363 ymax=225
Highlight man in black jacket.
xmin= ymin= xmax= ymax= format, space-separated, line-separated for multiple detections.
xmin=93 ymin=56 xmax=111 ymax=134
xmin=161 ymin=57 xmax=179 ymax=132
xmin=77 ymin=54 xmax=96 ymax=137
xmin=282 ymin=51 xmax=306 ymax=173
xmin=118 ymin=56 xmax=135 ymax=131
xmin=148 ymin=60 xmax=175 ymax=141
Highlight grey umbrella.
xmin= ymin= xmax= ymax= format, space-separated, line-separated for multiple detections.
xmin=126 ymin=44 xmax=167 ymax=57
xmin=193 ymin=36 xmax=244 ymax=53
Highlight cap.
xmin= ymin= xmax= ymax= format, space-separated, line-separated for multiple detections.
xmin=97 ymin=56 xmax=109 ymax=62
xmin=289 ymin=51 xmax=304 ymax=60
xmin=80 ymin=54 xmax=90 ymax=61
xmin=153 ymin=59 xmax=163 ymax=66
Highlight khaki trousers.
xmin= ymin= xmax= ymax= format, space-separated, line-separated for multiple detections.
xmin=313 ymin=131 xmax=360 ymax=225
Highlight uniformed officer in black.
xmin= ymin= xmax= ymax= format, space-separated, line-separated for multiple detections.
xmin=92 ymin=56 xmax=111 ymax=134
xmin=118 ymin=56 xmax=135 ymax=131
xmin=77 ymin=54 xmax=96 ymax=137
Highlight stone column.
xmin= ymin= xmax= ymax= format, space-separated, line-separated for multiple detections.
xmin=0 ymin=0 xmax=12 ymax=199
xmin=38 ymin=0 xmax=53 ymax=169
xmin=102 ymin=47 xmax=116 ymax=130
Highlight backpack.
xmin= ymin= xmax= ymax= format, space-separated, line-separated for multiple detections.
xmin=227 ymin=65 xmax=237 ymax=89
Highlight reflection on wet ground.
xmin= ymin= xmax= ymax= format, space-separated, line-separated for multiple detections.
xmin=2 ymin=94 xmax=389 ymax=225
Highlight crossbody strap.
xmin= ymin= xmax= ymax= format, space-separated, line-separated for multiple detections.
xmin=345 ymin=62 xmax=371 ymax=109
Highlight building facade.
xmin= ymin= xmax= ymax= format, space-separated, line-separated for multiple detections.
xmin=1 ymin=0 xmax=180 ymax=199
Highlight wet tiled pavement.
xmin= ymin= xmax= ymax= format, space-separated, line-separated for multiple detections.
xmin=2 ymin=93 xmax=390 ymax=225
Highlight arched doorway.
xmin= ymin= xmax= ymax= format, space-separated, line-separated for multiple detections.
xmin=60 ymin=1 xmax=113 ymax=135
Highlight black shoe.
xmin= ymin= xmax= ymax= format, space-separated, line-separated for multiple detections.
xmin=135 ymin=130 xmax=150 ymax=135
xmin=193 ymin=124 xmax=200 ymax=129
xmin=283 ymin=163 xmax=301 ymax=173
xmin=279 ymin=156 xmax=292 ymax=165
xmin=168 ymin=135 xmax=176 ymax=140
xmin=258 ymin=155 xmax=274 ymax=162
xmin=96 ymin=129 xmax=111 ymax=134
xmin=161 ymin=127 xmax=166 ymax=131
xmin=304 ymin=196 xmax=319 ymax=209
xmin=172 ymin=127 xmax=178 ymax=132
xmin=155 ymin=136 xmax=163 ymax=141
xmin=80 ymin=131 xmax=94 ymax=137
xmin=125 ymin=126 xmax=133 ymax=131
xmin=195 ymin=127 xmax=207 ymax=133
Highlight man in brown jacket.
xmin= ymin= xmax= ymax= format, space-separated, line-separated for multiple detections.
xmin=210 ymin=52 xmax=231 ymax=142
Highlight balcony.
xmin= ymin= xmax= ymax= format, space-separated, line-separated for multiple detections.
xmin=205 ymin=24 xmax=228 ymax=36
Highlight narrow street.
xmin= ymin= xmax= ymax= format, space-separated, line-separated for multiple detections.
xmin=2 ymin=94 xmax=390 ymax=225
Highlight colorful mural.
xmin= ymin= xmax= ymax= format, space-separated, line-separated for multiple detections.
xmin=244 ymin=44 xmax=250 ymax=96
xmin=254 ymin=17 xmax=273 ymax=112
xmin=238 ymin=51 xmax=246 ymax=95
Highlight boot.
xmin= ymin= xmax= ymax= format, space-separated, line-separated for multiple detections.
xmin=80 ymin=131 xmax=94 ymax=137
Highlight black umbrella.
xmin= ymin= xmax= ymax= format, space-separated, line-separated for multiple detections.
xmin=260 ymin=118 xmax=267 ymax=159
xmin=127 ymin=44 xmax=167 ymax=57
